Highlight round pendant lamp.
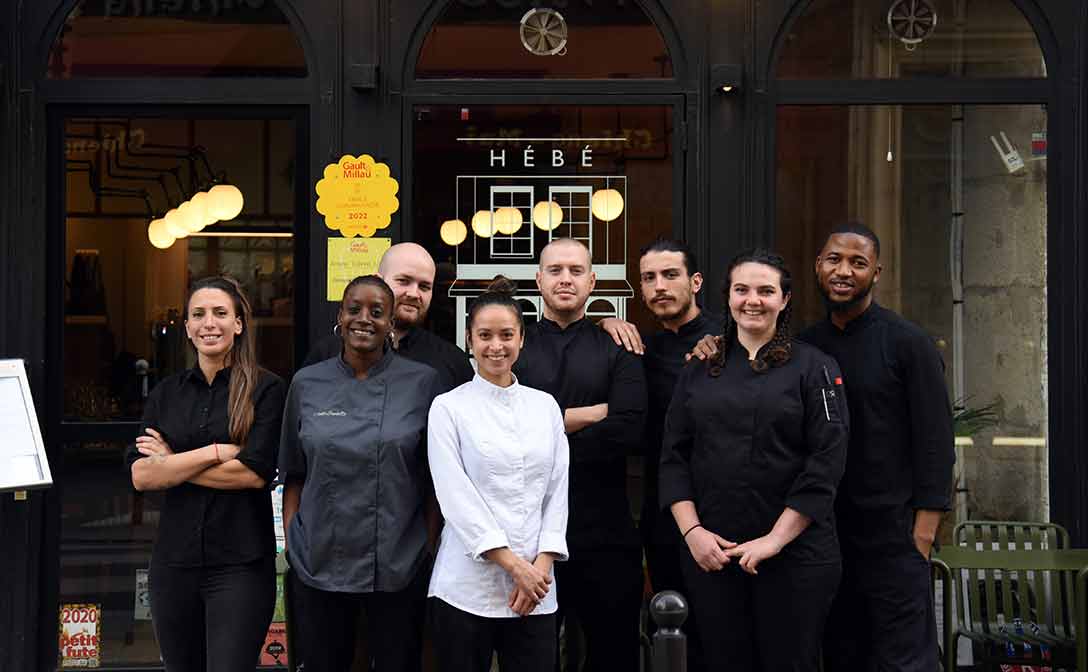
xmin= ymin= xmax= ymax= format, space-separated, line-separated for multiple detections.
xmin=533 ymin=201 xmax=563 ymax=231
xmin=208 ymin=184 xmax=245 ymax=221
xmin=440 ymin=219 xmax=468 ymax=246
xmin=471 ymin=210 xmax=495 ymax=238
xmin=591 ymin=188 xmax=624 ymax=222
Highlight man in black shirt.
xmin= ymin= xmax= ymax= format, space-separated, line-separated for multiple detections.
xmin=513 ymin=238 xmax=647 ymax=672
xmin=304 ymin=242 xmax=473 ymax=392
xmin=801 ymin=223 xmax=955 ymax=672
xmin=637 ymin=239 xmax=719 ymax=672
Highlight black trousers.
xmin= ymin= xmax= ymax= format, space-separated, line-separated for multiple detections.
xmin=823 ymin=547 xmax=937 ymax=672
xmin=149 ymin=556 xmax=276 ymax=672
xmin=290 ymin=565 xmax=427 ymax=672
xmin=645 ymin=539 xmax=706 ymax=672
xmin=681 ymin=554 xmax=840 ymax=672
xmin=430 ymin=598 xmax=556 ymax=672
xmin=556 ymin=547 xmax=644 ymax=672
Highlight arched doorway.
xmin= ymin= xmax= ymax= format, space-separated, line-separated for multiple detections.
xmin=40 ymin=2 xmax=313 ymax=668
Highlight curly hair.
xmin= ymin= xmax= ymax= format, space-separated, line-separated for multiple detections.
xmin=710 ymin=249 xmax=793 ymax=377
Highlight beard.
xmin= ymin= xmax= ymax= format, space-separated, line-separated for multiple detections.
xmin=651 ymin=294 xmax=694 ymax=323
xmin=395 ymin=300 xmax=428 ymax=328
xmin=819 ymin=277 xmax=875 ymax=313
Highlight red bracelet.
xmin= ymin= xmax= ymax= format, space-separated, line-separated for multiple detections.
xmin=683 ymin=523 xmax=702 ymax=538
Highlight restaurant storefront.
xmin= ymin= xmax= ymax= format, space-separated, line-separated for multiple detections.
xmin=1 ymin=0 xmax=1085 ymax=669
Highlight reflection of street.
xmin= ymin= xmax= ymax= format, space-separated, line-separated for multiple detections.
xmin=60 ymin=441 xmax=162 ymax=667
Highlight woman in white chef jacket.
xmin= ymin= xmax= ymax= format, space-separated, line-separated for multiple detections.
xmin=427 ymin=276 xmax=570 ymax=672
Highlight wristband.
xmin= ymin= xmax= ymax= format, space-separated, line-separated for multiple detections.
xmin=682 ymin=523 xmax=702 ymax=539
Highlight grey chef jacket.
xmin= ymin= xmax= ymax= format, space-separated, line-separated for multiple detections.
xmin=279 ymin=350 xmax=441 ymax=593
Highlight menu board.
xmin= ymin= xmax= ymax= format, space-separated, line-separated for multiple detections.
xmin=0 ymin=359 xmax=52 ymax=492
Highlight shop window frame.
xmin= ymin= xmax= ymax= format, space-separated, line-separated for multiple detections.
xmin=45 ymin=104 xmax=311 ymax=446
xmin=761 ymin=0 xmax=1078 ymax=537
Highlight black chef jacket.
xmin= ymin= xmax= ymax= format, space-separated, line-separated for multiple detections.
xmin=800 ymin=303 xmax=955 ymax=551
xmin=660 ymin=338 xmax=848 ymax=564
xmin=514 ymin=317 xmax=647 ymax=551
xmin=641 ymin=311 xmax=723 ymax=546
xmin=125 ymin=367 xmax=287 ymax=567
xmin=304 ymin=326 xmax=473 ymax=393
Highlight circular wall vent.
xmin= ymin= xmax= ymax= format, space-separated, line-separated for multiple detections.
xmin=520 ymin=8 xmax=568 ymax=56
xmin=887 ymin=0 xmax=938 ymax=49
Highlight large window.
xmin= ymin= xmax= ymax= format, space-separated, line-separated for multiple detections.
xmin=411 ymin=104 xmax=677 ymax=349
xmin=774 ymin=0 xmax=1049 ymax=527
xmin=777 ymin=0 xmax=1045 ymax=79
xmin=416 ymin=2 xmax=672 ymax=79
xmin=58 ymin=114 xmax=298 ymax=668
xmin=48 ymin=0 xmax=307 ymax=78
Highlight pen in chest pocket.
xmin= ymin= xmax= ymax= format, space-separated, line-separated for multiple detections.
xmin=821 ymin=365 xmax=832 ymax=421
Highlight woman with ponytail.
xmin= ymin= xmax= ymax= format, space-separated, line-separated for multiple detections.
xmin=426 ymin=276 xmax=569 ymax=672
xmin=659 ymin=250 xmax=849 ymax=671
xmin=278 ymin=275 xmax=442 ymax=672
xmin=127 ymin=275 xmax=287 ymax=671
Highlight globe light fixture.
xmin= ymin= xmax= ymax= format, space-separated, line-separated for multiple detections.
xmin=208 ymin=184 xmax=244 ymax=221
xmin=533 ymin=200 xmax=563 ymax=231
xmin=493 ymin=207 xmax=523 ymax=235
xmin=147 ymin=219 xmax=175 ymax=249
xmin=189 ymin=191 xmax=218 ymax=227
xmin=176 ymin=200 xmax=204 ymax=233
xmin=471 ymin=210 xmax=494 ymax=238
xmin=163 ymin=209 xmax=190 ymax=239
xmin=591 ymin=188 xmax=624 ymax=222
xmin=440 ymin=219 xmax=468 ymax=246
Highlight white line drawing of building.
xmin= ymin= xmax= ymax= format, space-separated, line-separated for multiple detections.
xmin=448 ymin=174 xmax=631 ymax=351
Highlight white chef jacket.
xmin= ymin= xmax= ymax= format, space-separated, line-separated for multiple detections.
xmin=427 ymin=373 xmax=570 ymax=618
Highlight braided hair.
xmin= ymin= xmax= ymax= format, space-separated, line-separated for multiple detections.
xmin=710 ymin=249 xmax=794 ymax=377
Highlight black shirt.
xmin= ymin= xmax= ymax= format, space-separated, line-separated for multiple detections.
xmin=125 ymin=367 xmax=287 ymax=567
xmin=660 ymin=338 xmax=848 ymax=564
xmin=304 ymin=327 xmax=473 ymax=393
xmin=800 ymin=303 xmax=955 ymax=550
xmin=640 ymin=311 xmax=723 ymax=546
xmin=514 ymin=317 xmax=647 ymax=551
xmin=279 ymin=352 xmax=442 ymax=593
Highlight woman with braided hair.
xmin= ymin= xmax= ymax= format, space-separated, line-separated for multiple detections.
xmin=659 ymin=249 xmax=849 ymax=671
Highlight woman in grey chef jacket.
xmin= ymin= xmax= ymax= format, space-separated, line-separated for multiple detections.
xmin=427 ymin=277 xmax=570 ymax=672
xmin=279 ymin=275 xmax=442 ymax=672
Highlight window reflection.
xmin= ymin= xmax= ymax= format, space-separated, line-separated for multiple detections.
xmin=412 ymin=104 xmax=675 ymax=347
xmin=48 ymin=0 xmax=307 ymax=79
xmin=777 ymin=0 xmax=1045 ymax=79
xmin=63 ymin=117 xmax=296 ymax=422
xmin=416 ymin=2 xmax=672 ymax=79
xmin=776 ymin=103 xmax=1049 ymax=523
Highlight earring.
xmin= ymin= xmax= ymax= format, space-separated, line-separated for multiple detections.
xmin=332 ymin=323 xmax=341 ymax=335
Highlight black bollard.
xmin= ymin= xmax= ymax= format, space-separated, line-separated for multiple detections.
xmin=650 ymin=590 xmax=688 ymax=672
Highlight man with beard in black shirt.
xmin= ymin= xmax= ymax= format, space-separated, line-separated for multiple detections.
xmin=802 ymin=223 xmax=954 ymax=672
xmin=513 ymin=238 xmax=647 ymax=672
xmin=636 ymin=238 xmax=719 ymax=672
xmin=304 ymin=242 xmax=474 ymax=393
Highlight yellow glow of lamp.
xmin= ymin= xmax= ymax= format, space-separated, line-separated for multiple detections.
xmin=176 ymin=201 xmax=204 ymax=233
xmin=471 ymin=210 xmax=494 ymax=238
xmin=163 ymin=209 xmax=190 ymax=239
xmin=208 ymin=184 xmax=245 ymax=221
xmin=148 ymin=219 xmax=175 ymax=249
xmin=591 ymin=188 xmax=624 ymax=222
xmin=493 ymin=207 xmax=523 ymax=235
xmin=533 ymin=201 xmax=563 ymax=231
xmin=440 ymin=219 xmax=468 ymax=246
xmin=190 ymin=191 xmax=218 ymax=227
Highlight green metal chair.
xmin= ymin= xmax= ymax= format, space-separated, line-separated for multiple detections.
xmin=954 ymin=520 xmax=1069 ymax=552
xmin=936 ymin=520 xmax=1081 ymax=671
